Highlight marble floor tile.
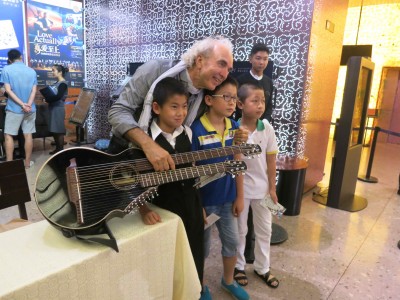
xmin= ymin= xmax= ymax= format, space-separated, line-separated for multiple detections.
xmin=1 ymin=139 xmax=400 ymax=300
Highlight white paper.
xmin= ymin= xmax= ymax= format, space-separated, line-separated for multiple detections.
xmin=0 ymin=20 xmax=19 ymax=50
xmin=261 ymin=194 xmax=286 ymax=217
xmin=204 ymin=213 xmax=220 ymax=230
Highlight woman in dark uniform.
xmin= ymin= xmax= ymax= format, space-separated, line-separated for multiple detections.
xmin=46 ymin=64 xmax=68 ymax=155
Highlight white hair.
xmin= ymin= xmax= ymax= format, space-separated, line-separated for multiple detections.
xmin=181 ymin=36 xmax=233 ymax=67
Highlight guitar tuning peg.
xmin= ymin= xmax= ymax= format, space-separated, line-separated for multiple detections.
xmin=232 ymin=174 xmax=236 ymax=178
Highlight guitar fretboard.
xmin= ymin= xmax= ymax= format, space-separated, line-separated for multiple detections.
xmin=139 ymin=162 xmax=227 ymax=187
xmin=133 ymin=145 xmax=246 ymax=171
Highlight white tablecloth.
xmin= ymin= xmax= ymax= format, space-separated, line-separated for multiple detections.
xmin=0 ymin=207 xmax=201 ymax=300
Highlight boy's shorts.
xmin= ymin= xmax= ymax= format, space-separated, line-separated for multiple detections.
xmin=4 ymin=111 xmax=36 ymax=135
xmin=204 ymin=202 xmax=239 ymax=258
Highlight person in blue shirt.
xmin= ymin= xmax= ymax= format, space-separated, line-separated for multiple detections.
xmin=191 ymin=75 xmax=249 ymax=300
xmin=1 ymin=49 xmax=37 ymax=168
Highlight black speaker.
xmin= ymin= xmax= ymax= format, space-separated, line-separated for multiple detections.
xmin=127 ymin=63 xmax=144 ymax=76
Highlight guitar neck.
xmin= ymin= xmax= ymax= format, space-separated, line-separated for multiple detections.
xmin=139 ymin=162 xmax=228 ymax=187
xmin=133 ymin=145 xmax=243 ymax=171
xmin=173 ymin=146 xmax=241 ymax=165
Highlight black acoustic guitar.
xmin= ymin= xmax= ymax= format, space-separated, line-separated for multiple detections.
xmin=35 ymin=145 xmax=260 ymax=232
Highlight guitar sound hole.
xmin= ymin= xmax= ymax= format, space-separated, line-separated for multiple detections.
xmin=110 ymin=163 xmax=138 ymax=190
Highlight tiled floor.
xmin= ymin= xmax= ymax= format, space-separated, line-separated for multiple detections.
xmin=1 ymin=138 xmax=399 ymax=300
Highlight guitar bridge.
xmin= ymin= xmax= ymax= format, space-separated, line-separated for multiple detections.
xmin=66 ymin=158 xmax=84 ymax=224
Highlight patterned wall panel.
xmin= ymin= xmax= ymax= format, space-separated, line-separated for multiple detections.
xmin=85 ymin=0 xmax=314 ymax=154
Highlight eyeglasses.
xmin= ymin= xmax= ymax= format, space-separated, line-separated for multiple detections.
xmin=212 ymin=94 xmax=238 ymax=103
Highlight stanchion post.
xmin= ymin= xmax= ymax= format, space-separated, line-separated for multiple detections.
xmin=366 ymin=126 xmax=380 ymax=178
xmin=358 ymin=126 xmax=380 ymax=183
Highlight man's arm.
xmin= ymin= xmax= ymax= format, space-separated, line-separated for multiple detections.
xmin=4 ymin=83 xmax=25 ymax=108
xmin=108 ymin=60 xmax=171 ymax=138
xmin=27 ymin=85 xmax=37 ymax=106
xmin=108 ymin=60 xmax=176 ymax=170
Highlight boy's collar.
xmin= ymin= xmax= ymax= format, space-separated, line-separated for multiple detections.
xmin=200 ymin=113 xmax=233 ymax=133
xmin=250 ymin=70 xmax=263 ymax=80
xmin=150 ymin=118 xmax=184 ymax=140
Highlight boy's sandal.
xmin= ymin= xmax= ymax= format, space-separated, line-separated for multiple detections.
xmin=234 ymin=268 xmax=248 ymax=286
xmin=254 ymin=270 xmax=279 ymax=288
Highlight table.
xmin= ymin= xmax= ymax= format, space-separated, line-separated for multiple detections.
xmin=0 ymin=206 xmax=201 ymax=300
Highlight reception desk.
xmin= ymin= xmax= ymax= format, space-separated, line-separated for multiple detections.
xmin=0 ymin=207 xmax=201 ymax=300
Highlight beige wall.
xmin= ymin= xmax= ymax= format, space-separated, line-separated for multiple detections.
xmin=300 ymin=0 xmax=349 ymax=191
xmin=332 ymin=1 xmax=400 ymax=127
xmin=376 ymin=68 xmax=400 ymax=143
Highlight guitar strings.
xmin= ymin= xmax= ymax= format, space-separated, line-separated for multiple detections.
xmin=77 ymin=188 xmax=151 ymax=220
xmin=63 ymin=146 xmax=253 ymax=192
xmin=73 ymin=144 xmax=250 ymax=173
xmin=68 ymin=162 xmax=244 ymax=221
xmin=73 ymin=163 xmax=234 ymax=191
xmin=77 ymin=161 xmax=229 ymax=181
xmin=72 ymin=150 xmax=246 ymax=181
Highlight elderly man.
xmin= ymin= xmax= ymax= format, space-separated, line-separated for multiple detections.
xmin=108 ymin=36 xmax=247 ymax=171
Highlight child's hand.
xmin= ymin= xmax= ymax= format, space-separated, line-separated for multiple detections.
xmin=269 ymin=190 xmax=278 ymax=204
xmin=232 ymin=198 xmax=244 ymax=217
xmin=233 ymin=126 xmax=249 ymax=144
xmin=139 ymin=204 xmax=162 ymax=225
xmin=142 ymin=210 xmax=162 ymax=225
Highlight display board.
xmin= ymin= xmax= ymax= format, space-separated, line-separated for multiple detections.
xmin=26 ymin=0 xmax=84 ymax=87
xmin=0 ymin=0 xmax=26 ymax=75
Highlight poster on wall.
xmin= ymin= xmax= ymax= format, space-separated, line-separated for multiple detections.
xmin=26 ymin=0 xmax=84 ymax=87
xmin=0 ymin=0 xmax=25 ymax=75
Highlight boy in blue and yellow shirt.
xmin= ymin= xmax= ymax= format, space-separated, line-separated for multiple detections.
xmin=191 ymin=75 xmax=249 ymax=300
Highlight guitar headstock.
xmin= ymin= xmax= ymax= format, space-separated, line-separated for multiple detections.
xmin=239 ymin=143 xmax=262 ymax=158
xmin=124 ymin=187 xmax=159 ymax=214
xmin=223 ymin=160 xmax=247 ymax=177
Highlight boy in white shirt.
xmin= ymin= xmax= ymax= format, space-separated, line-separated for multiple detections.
xmin=234 ymin=82 xmax=280 ymax=288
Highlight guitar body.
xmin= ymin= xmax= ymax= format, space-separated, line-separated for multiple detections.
xmin=35 ymin=147 xmax=148 ymax=232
